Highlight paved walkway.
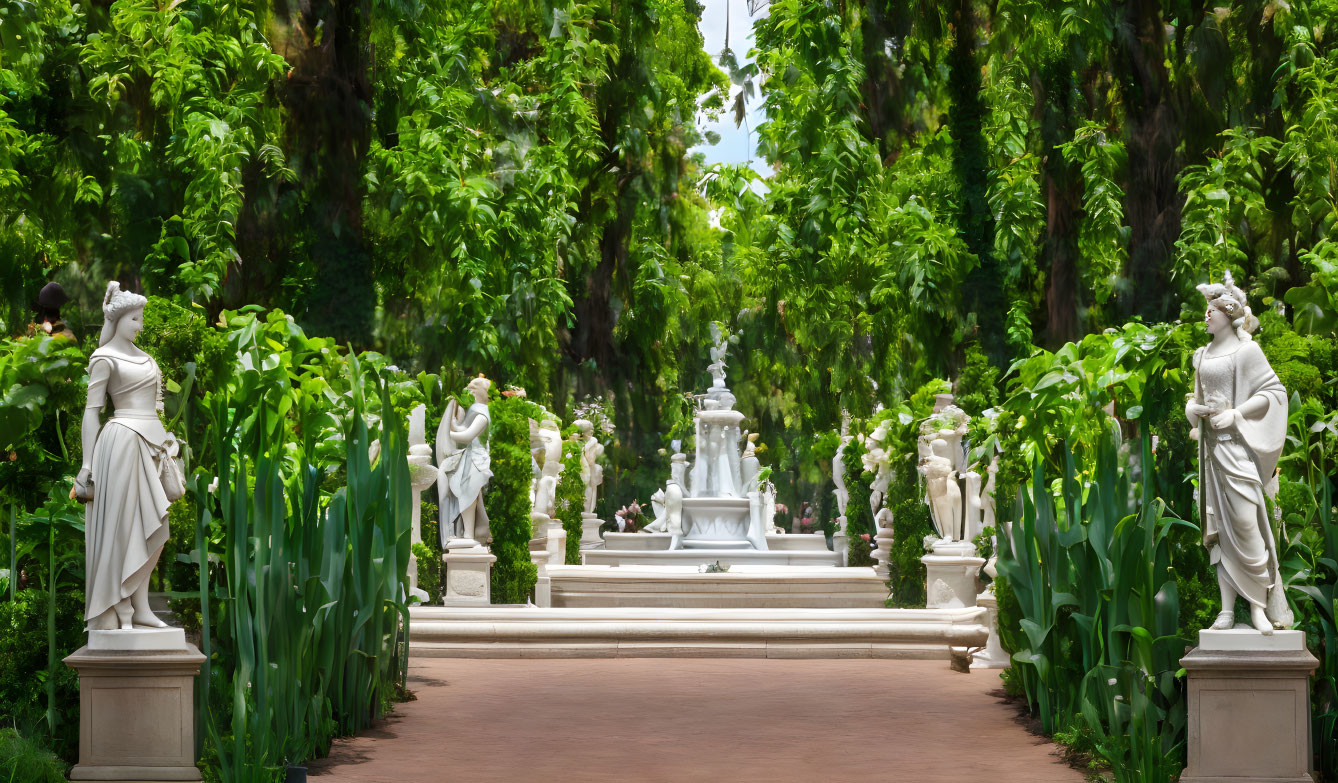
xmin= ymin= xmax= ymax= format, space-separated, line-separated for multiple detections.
xmin=307 ymin=658 xmax=1083 ymax=783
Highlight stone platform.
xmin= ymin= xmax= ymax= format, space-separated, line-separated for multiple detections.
xmin=586 ymin=532 xmax=841 ymax=566
xmin=408 ymin=605 xmax=988 ymax=659
xmin=549 ymin=564 xmax=887 ymax=608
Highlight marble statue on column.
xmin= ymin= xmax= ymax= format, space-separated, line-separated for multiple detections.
xmin=862 ymin=422 xmax=894 ymax=576
xmin=921 ymin=438 xmax=964 ymax=541
xmin=530 ymin=418 xmax=563 ymax=520
xmin=1187 ymin=273 xmax=1291 ymax=634
xmin=918 ymin=396 xmax=986 ymax=608
xmin=437 ymin=375 xmax=493 ymax=546
xmin=740 ymin=433 xmax=774 ymax=549
xmin=64 ymin=282 xmax=206 ymax=781
xmin=574 ymin=419 xmax=606 ymax=547
xmin=529 ymin=416 xmax=565 ymax=578
xmin=832 ymin=433 xmax=852 ymax=532
xmin=580 ymin=420 xmax=604 ymax=514
xmin=73 ymin=282 xmax=183 ymax=631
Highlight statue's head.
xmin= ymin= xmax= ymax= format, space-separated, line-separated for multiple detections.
xmin=465 ymin=375 xmax=491 ymax=399
xmin=574 ymin=418 xmax=594 ymax=436
xmin=1197 ymin=272 xmax=1258 ymax=340
xmin=99 ymin=281 xmax=147 ymax=347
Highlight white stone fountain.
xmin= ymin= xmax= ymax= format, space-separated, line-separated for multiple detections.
xmin=588 ymin=329 xmax=836 ymax=567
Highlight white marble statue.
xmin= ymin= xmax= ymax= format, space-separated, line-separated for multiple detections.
xmin=862 ymin=423 xmax=893 ymax=530
xmin=740 ymin=433 xmax=772 ymax=548
xmin=529 ymin=417 xmax=563 ymax=519
xmin=73 ymin=282 xmax=183 ymax=631
xmin=832 ymin=436 xmax=850 ymax=518
xmin=921 ymin=439 xmax=963 ymax=541
xmin=1186 ymin=273 xmax=1291 ymax=634
xmin=437 ymin=375 xmax=493 ymax=545
xmin=576 ymin=419 xmax=605 ymax=515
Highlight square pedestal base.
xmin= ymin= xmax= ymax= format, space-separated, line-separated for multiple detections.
xmin=580 ymin=513 xmax=604 ymax=548
xmin=1180 ymin=631 xmax=1318 ymax=783
xmin=969 ymin=591 xmax=1009 ymax=669
xmin=921 ymin=550 xmax=985 ymax=609
xmin=443 ymin=545 xmax=496 ymax=606
xmin=63 ymin=643 xmax=206 ymax=782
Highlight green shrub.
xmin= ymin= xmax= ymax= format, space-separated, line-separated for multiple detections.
xmin=955 ymin=343 xmax=1000 ymax=416
xmin=842 ymin=434 xmax=875 ymax=567
xmin=886 ymin=496 xmax=933 ymax=607
xmin=0 ymin=589 xmax=84 ymax=761
xmin=556 ymin=431 xmax=585 ymax=565
xmin=0 ymin=727 xmax=67 ymax=783
xmin=485 ymin=393 xmax=538 ymax=603
xmin=419 ymin=499 xmax=442 ymax=603
xmin=412 ymin=542 xmax=442 ymax=603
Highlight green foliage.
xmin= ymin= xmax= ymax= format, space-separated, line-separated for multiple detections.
xmin=886 ymin=497 xmax=933 ymax=607
xmin=0 ymin=335 xmax=85 ymax=509
xmin=954 ymin=343 xmax=1000 ymax=416
xmin=0 ymin=727 xmax=67 ymax=783
xmin=485 ymin=393 xmax=538 ymax=604
xmin=197 ymin=311 xmax=416 ymax=777
xmin=412 ymin=542 xmax=442 ymax=605
xmin=995 ymin=437 xmax=1188 ymax=781
xmin=841 ymin=432 xmax=874 ymax=567
xmin=0 ymin=590 xmax=83 ymax=761
xmin=556 ymin=431 xmax=585 ymax=565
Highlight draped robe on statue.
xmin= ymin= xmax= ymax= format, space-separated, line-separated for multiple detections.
xmin=438 ymin=401 xmax=492 ymax=544
xmin=84 ymin=350 xmax=173 ymax=625
xmin=1193 ymin=341 xmax=1290 ymax=625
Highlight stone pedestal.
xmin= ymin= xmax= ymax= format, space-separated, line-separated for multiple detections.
xmin=546 ymin=517 xmax=567 ymax=566
xmin=871 ymin=527 xmax=893 ymax=580
xmin=831 ymin=531 xmax=849 ymax=568
xmin=969 ymin=590 xmax=1008 ymax=669
xmin=1180 ymin=629 xmax=1317 ymax=783
xmin=442 ymin=540 xmax=495 ymax=606
xmin=580 ymin=512 xmax=604 ymax=548
xmin=530 ymin=547 xmax=552 ymax=608
xmin=64 ymin=633 xmax=205 ymax=782
xmin=922 ymin=541 xmax=984 ymax=609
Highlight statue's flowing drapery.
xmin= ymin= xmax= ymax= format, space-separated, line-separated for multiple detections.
xmin=84 ymin=351 xmax=172 ymax=624
xmin=1194 ymin=341 xmax=1289 ymax=623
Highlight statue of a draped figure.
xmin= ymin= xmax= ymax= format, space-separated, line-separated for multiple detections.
xmin=437 ymin=376 xmax=493 ymax=545
xmin=531 ymin=417 xmax=563 ymax=519
xmin=73 ymin=282 xmax=185 ymax=631
xmin=578 ymin=420 xmax=605 ymax=515
xmin=1186 ymin=273 xmax=1291 ymax=634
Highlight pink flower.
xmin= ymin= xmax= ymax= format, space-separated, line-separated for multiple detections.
xmin=859 ymin=533 xmax=870 ymax=542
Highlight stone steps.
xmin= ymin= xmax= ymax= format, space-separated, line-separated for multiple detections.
xmin=408 ymin=605 xmax=988 ymax=659
xmin=549 ymin=564 xmax=888 ymax=608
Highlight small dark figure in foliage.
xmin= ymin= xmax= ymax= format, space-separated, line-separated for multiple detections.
xmin=28 ymin=282 xmax=76 ymax=341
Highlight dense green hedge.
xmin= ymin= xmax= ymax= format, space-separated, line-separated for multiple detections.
xmin=556 ymin=431 xmax=585 ymax=565
xmin=0 ymin=590 xmax=83 ymax=760
xmin=485 ymin=393 xmax=538 ymax=604
xmin=842 ymin=434 xmax=875 ymax=568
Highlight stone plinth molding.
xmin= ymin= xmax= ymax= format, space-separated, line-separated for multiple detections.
xmin=1180 ymin=632 xmax=1318 ymax=783
xmin=64 ymin=643 xmax=206 ymax=782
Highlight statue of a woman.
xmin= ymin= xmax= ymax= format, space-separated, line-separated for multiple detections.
xmin=1186 ymin=274 xmax=1290 ymax=634
xmin=437 ymin=375 xmax=492 ymax=545
xmin=73 ymin=283 xmax=184 ymax=630
xmin=578 ymin=421 xmax=605 ymax=515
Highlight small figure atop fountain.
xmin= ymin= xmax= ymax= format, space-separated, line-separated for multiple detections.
xmin=707 ymin=322 xmax=729 ymax=390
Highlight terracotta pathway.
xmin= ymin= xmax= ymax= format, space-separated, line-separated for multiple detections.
xmin=307 ymin=658 xmax=1083 ymax=783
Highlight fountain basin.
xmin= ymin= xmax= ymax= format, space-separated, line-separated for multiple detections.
xmin=697 ymin=409 xmax=746 ymax=427
xmin=680 ymin=496 xmax=755 ymax=549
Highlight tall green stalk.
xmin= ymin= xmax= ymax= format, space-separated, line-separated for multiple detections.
xmin=996 ymin=433 xmax=1188 ymax=781
xmin=7 ymin=505 xmax=14 ymax=603
xmin=45 ymin=509 xmax=56 ymax=737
